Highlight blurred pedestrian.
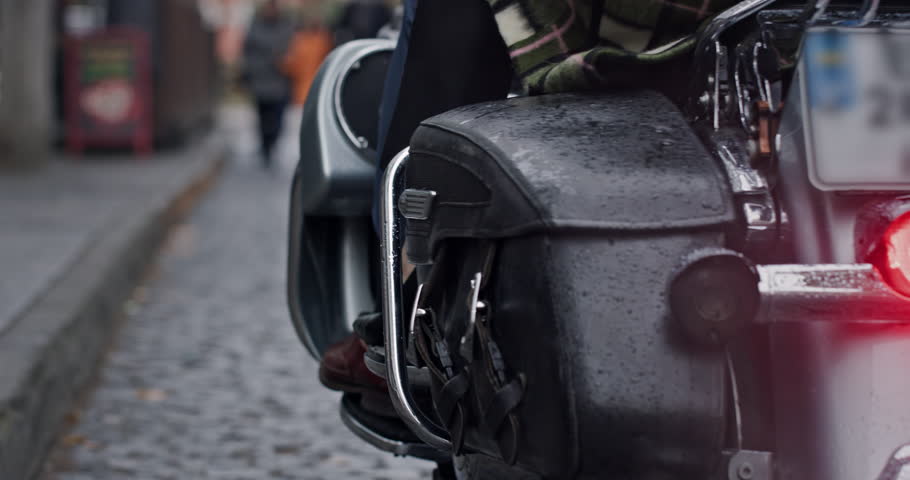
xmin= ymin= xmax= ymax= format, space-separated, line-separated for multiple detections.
xmin=282 ymin=19 xmax=333 ymax=107
xmin=242 ymin=0 xmax=295 ymax=167
xmin=331 ymin=0 xmax=390 ymax=46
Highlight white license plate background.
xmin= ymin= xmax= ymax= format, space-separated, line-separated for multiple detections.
xmin=802 ymin=27 xmax=910 ymax=191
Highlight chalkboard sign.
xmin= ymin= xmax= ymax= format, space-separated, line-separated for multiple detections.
xmin=65 ymin=28 xmax=152 ymax=154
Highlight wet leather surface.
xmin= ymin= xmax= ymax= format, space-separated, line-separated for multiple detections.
xmin=412 ymin=91 xmax=734 ymax=231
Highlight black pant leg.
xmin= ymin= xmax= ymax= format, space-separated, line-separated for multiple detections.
xmin=370 ymin=0 xmax=514 ymax=230
xmin=375 ymin=0 xmax=513 ymax=172
xmin=257 ymin=99 xmax=286 ymax=162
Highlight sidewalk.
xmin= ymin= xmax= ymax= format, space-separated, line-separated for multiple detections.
xmin=0 ymin=135 xmax=226 ymax=480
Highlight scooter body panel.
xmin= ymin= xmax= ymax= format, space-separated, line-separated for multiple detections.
xmin=288 ymin=39 xmax=392 ymax=359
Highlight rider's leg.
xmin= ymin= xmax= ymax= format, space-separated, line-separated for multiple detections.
xmin=321 ymin=0 xmax=512 ymax=396
xmin=370 ymin=0 xmax=513 ymax=234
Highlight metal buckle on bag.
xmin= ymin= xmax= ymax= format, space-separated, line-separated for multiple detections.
xmin=408 ymin=283 xmax=426 ymax=340
xmin=459 ymin=272 xmax=486 ymax=360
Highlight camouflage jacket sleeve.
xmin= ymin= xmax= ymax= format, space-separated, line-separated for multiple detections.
xmin=488 ymin=0 xmax=740 ymax=94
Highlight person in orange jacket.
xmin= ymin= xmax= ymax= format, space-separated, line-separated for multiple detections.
xmin=283 ymin=20 xmax=333 ymax=106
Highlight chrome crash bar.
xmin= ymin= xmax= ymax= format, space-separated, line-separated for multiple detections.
xmin=757 ymin=264 xmax=910 ymax=323
xmin=380 ymin=148 xmax=452 ymax=451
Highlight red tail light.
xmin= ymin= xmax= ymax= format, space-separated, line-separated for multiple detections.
xmin=874 ymin=212 xmax=910 ymax=297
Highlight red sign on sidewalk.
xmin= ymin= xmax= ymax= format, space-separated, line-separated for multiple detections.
xmin=65 ymin=28 xmax=153 ymax=154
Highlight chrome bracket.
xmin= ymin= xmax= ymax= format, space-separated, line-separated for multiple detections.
xmin=717 ymin=136 xmax=768 ymax=194
xmin=711 ymin=130 xmax=779 ymax=252
xmin=691 ymin=0 xmax=780 ymax=122
xmin=380 ymin=147 xmax=452 ymax=451
xmin=713 ymin=42 xmax=730 ymax=130
xmin=733 ymin=51 xmax=756 ymax=133
xmin=723 ymin=449 xmax=774 ymax=480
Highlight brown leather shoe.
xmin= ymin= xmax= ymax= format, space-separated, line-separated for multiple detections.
xmin=318 ymin=333 xmax=387 ymax=394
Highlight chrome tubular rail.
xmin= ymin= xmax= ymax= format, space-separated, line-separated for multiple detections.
xmin=757 ymin=264 xmax=910 ymax=323
xmin=379 ymin=148 xmax=452 ymax=451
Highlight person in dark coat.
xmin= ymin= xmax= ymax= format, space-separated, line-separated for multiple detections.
xmin=243 ymin=0 xmax=295 ymax=167
xmin=331 ymin=0 xmax=391 ymax=45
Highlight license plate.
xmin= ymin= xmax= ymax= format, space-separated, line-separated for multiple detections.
xmin=801 ymin=27 xmax=910 ymax=191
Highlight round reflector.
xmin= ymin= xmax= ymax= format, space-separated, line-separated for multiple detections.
xmin=876 ymin=212 xmax=910 ymax=297
xmin=669 ymin=249 xmax=760 ymax=348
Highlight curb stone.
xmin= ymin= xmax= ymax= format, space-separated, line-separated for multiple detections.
xmin=0 ymin=137 xmax=226 ymax=480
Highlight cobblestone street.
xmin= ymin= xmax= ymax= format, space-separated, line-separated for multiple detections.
xmin=41 ymin=106 xmax=432 ymax=480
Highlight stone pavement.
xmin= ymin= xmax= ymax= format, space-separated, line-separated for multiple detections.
xmin=40 ymin=104 xmax=433 ymax=480
xmin=0 ymin=134 xmax=225 ymax=480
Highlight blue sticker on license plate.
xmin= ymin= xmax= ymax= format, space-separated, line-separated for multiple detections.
xmin=805 ymin=29 xmax=856 ymax=112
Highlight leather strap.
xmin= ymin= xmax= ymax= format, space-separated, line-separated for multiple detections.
xmin=438 ymin=371 xmax=471 ymax=422
xmin=415 ymin=240 xmax=524 ymax=458
xmin=436 ymin=369 xmax=471 ymax=452
xmin=483 ymin=377 xmax=525 ymax=465
xmin=471 ymin=263 xmax=526 ymax=465
xmin=482 ymin=377 xmax=524 ymax=433
xmin=415 ymin=311 xmax=447 ymax=381
xmin=414 ymin=309 xmax=471 ymax=454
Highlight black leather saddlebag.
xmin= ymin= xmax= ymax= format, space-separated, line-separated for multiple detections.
xmin=404 ymin=91 xmax=737 ymax=479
